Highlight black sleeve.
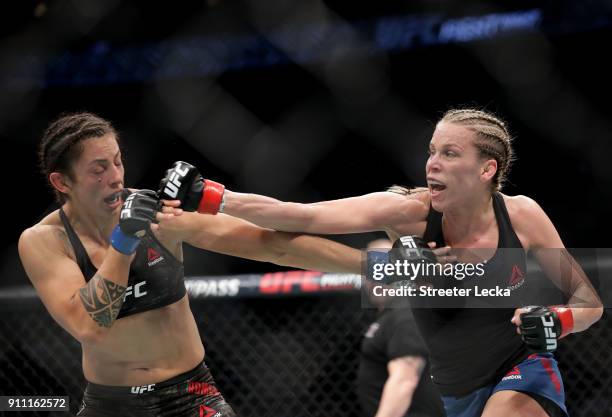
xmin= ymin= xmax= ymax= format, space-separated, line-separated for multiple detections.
xmin=385 ymin=311 xmax=429 ymax=361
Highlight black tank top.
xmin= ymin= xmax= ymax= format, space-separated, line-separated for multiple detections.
xmin=412 ymin=192 xmax=529 ymax=396
xmin=59 ymin=192 xmax=186 ymax=319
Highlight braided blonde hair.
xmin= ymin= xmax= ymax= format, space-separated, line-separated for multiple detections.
xmin=439 ymin=108 xmax=515 ymax=191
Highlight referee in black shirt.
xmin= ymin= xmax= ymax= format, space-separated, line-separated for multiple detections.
xmin=357 ymin=239 xmax=446 ymax=417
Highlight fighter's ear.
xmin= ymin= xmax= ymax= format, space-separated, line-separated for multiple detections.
xmin=49 ymin=172 xmax=72 ymax=194
xmin=481 ymin=159 xmax=497 ymax=182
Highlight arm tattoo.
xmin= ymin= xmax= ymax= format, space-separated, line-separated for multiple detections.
xmin=79 ymin=274 xmax=126 ymax=328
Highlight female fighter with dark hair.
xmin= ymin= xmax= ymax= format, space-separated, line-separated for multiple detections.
xmin=19 ymin=112 xmax=361 ymax=417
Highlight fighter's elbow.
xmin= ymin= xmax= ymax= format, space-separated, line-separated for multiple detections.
xmin=69 ymin=297 xmax=113 ymax=345
xmin=77 ymin=325 xmax=107 ymax=345
xmin=592 ymin=305 xmax=604 ymax=324
xmin=258 ymin=230 xmax=295 ymax=265
xmin=584 ymin=292 xmax=604 ymax=326
xmin=572 ymin=304 xmax=603 ymax=333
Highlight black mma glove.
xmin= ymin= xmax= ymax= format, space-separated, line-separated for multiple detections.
xmin=387 ymin=236 xmax=438 ymax=284
xmin=519 ymin=305 xmax=574 ymax=353
xmin=391 ymin=236 xmax=437 ymax=262
xmin=158 ymin=161 xmax=225 ymax=214
xmin=111 ymin=190 xmax=159 ymax=255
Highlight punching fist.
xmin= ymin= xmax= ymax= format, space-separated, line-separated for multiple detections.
xmin=516 ymin=306 xmax=574 ymax=353
xmin=111 ymin=190 xmax=159 ymax=255
xmin=391 ymin=236 xmax=438 ymax=265
xmin=158 ymin=161 xmax=225 ymax=214
xmin=386 ymin=236 xmax=438 ymax=284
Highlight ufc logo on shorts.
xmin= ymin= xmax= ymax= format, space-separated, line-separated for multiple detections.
xmin=163 ymin=164 xmax=190 ymax=198
xmin=541 ymin=315 xmax=557 ymax=350
xmin=400 ymin=236 xmax=417 ymax=248
xmin=131 ymin=383 xmax=155 ymax=394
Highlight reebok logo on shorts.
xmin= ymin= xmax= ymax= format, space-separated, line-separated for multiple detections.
xmin=502 ymin=366 xmax=522 ymax=381
xmin=199 ymin=405 xmax=222 ymax=417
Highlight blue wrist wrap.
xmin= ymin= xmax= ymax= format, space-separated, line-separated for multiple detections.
xmin=110 ymin=225 xmax=141 ymax=255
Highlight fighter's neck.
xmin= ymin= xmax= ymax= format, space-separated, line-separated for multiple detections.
xmin=441 ymin=194 xmax=495 ymax=245
xmin=62 ymin=203 xmax=118 ymax=246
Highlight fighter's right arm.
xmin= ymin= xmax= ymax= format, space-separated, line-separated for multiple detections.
xmin=158 ymin=161 xmax=427 ymax=235
xmin=222 ymin=191 xmax=425 ymax=234
xmin=18 ymin=226 xmax=132 ymax=344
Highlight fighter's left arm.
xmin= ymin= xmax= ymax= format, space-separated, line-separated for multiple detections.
xmin=510 ymin=196 xmax=603 ymax=335
xmin=155 ymin=209 xmax=361 ymax=274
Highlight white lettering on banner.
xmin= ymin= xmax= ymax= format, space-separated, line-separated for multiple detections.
xmin=319 ymin=274 xmax=361 ymax=289
xmin=186 ymin=279 xmax=241 ymax=297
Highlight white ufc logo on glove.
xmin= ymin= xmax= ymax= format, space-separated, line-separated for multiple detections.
xmin=120 ymin=194 xmax=136 ymax=219
xmin=163 ymin=164 xmax=190 ymax=198
xmin=400 ymin=236 xmax=418 ymax=248
xmin=541 ymin=315 xmax=557 ymax=350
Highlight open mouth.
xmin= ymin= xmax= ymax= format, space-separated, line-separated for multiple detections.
xmin=103 ymin=191 xmax=122 ymax=207
xmin=428 ymin=180 xmax=447 ymax=196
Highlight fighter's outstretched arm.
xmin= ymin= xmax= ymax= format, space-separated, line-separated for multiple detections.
xmin=158 ymin=161 xmax=426 ymax=235
xmin=156 ymin=210 xmax=361 ymax=274
xmin=222 ymin=190 xmax=425 ymax=235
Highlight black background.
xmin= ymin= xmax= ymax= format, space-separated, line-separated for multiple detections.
xmin=2 ymin=0 xmax=611 ymax=287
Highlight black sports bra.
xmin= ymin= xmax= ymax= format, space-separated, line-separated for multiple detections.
xmin=59 ymin=191 xmax=186 ymax=319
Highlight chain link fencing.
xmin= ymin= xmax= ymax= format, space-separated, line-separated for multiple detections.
xmin=0 ymin=274 xmax=610 ymax=417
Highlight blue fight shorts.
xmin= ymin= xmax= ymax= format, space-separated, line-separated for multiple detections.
xmin=442 ymin=353 xmax=568 ymax=417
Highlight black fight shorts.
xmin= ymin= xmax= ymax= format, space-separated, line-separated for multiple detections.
xmin=77 ymin=361 xmax=237 ymax=417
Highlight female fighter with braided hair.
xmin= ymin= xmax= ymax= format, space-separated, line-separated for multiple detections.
xmin=160 ymin=108 xmax=602 ymax=417
xmin=18 ymin=112 xmax=361 ymax=417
